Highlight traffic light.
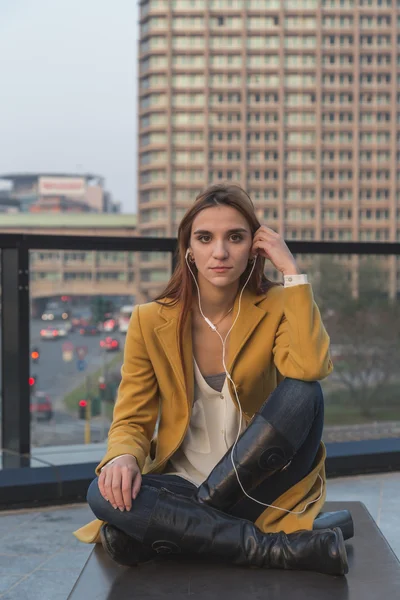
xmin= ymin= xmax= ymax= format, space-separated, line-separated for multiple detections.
xmin=31 ymin=348 xmax=40 ymax=363
xmin=78 ymin=399 xmax=88 ymax=420
xmin=98 ymin=377 xmax=107 ymax=401
xmin=29 ymin=375 xmax=37 ymax=391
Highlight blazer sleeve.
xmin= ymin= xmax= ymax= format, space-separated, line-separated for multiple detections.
xmin=95 ymin=304 xmax=159 ymax=475
xmin=272 ymin=283 xmax=334 ymax=382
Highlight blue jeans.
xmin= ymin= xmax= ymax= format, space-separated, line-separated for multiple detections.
xmin=87 ymin=377 xmax=324 ymax=542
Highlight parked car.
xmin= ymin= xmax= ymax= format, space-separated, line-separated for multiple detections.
xmin=40 ymin=325 xmax=68 ymax=340
xmin=100 ymin=337 xmax=120 ymax=352
xmin=30 ymin=392 xmax=53 ymax=421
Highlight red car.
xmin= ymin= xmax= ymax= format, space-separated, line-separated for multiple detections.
xmin=79 ymin=325 xmax=100 ymax=336
xmin=30 ymin=392 xmax=53 ymax=421
xmin=71 ymin=310 xmax=92 ymax=330
xmin=100 ymin=337 xmax=120 ymax=352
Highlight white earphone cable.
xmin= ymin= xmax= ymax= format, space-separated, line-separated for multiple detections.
xmin=185 ymin=248 xmax=323 ymax=514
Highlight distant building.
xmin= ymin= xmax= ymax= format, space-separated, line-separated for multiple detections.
xmin=0 ymin=213 xmax=139 ymax=303
xmin=0 ymin=172 xmax=120 ymax=214
xmin=0 ymin=191 xmax=20 ymax=213
xmin=30 ymin=196 xmax=94 ymax=213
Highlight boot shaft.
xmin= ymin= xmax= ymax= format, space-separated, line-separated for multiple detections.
xmin=196 ymin=416 xmax=295 ymax=510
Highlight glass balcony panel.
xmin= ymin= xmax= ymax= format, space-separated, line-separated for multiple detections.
xmin=27 ymin=247 xmax=173 ymax=466
xmin=293 ymin=252 xmax=400 ymax=444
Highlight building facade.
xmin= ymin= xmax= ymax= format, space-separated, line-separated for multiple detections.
xmin=137 ymin=0 xmax=400 ymax=302
xmin=0 ymin=214 xmax=137 ymax=301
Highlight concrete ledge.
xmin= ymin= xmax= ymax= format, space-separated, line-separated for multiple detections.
xmin=0 ymin=463 xmax=98 ymax=510
xmin=68 ymin=501 xmax=400 ymax=600
xmin=1 ymin=439 xmax=400 ymax=510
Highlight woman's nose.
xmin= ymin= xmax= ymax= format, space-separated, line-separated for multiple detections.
xmin=213 ymin=246 xmax=229 ymax=257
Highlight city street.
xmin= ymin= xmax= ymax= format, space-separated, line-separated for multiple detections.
xmin=0 ymin=319 xmax=123 ymax=448
xmin=28 ymin=320 xmax=121 ymax=403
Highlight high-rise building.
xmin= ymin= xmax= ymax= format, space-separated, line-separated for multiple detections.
xmin=137 ymin=0 xmax=400 ymax=302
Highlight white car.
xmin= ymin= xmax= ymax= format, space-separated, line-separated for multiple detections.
xmin=40 ymin=325 xmax=68 ymax=340
xmin=118 ymin=305 xmax=134 ymax=334
xmin=103 ymin=318 xmax=116 ymax=332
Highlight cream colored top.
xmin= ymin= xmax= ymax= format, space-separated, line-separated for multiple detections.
xmin=162 ymin=356 xmax=247 ymax=487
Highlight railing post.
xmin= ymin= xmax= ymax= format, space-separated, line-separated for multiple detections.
xmin=1 ymin=246 xmax=31 ymax=468
xmin=171 ymin=240 xmax=178 ymax=273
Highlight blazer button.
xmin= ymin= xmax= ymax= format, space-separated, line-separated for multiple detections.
xmin=219 ymin=394 xmax=224 ymax=399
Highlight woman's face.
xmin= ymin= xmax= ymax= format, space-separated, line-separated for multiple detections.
xmin=188 ymin=205 xmax=253 ymax=289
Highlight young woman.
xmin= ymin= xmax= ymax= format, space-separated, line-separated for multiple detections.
xmin=74 ymin=184 xmax=351 ymax=576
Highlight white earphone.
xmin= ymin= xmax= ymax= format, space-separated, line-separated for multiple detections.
xmin=184 ymin=247 xmax=323 ymax=515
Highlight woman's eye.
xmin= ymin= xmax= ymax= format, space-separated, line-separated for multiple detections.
xmin=197 ymin=235 xmax=242 ymax=243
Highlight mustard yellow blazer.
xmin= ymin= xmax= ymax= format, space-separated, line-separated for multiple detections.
xmin=74 ymin=283 xmax=333 ymax=544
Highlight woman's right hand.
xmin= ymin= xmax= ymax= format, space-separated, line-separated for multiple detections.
xmin=98 ymin=455 xmax=142 ymax=511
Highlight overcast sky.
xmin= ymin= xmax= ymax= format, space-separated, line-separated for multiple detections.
xmin=0 ymin=0 xmax=139 ymax=213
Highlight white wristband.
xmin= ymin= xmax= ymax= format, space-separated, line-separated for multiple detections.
xmin=283 ymin=274 xmax=308 ymax=288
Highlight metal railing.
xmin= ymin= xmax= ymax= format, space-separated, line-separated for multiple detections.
xmin=1 ymin=234 xmax=400 ymax=508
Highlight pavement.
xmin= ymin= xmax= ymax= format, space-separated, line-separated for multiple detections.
xmin=0 ymin=471 xmax=399 ymax=599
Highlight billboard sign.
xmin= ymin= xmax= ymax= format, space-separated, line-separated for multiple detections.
xmin=39 ymin=177 xmax=86 ymax=198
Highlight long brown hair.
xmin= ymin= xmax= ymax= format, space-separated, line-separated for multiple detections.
xmin=152 ymin=183 xmax=281 ymax=385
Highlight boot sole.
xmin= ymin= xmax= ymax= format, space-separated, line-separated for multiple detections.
xmin=314 ymin=510 xmax=354 ymax=541
xmin=333 ymin=527 xmax=349 ymax=576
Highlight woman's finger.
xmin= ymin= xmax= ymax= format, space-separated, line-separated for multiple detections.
xmin=132 ymin=470 xmax=142 ymax=500
xmin=260 ymin=225 xmax=279 ymax=237
xmin=98 ymin=471 xmax=108 ymax=501
xmin=104 ymin=467 xmax=117 ymax=508
xmin=111 ymin=468 xmax=125 ymax=511
xmin=121 ymin=466 xmax=133 ymax=511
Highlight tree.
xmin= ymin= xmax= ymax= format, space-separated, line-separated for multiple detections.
xmin=309 ymin=255 xmax=400 ymax=418
xmin=91 ymin=297 xmax=114 ymax=325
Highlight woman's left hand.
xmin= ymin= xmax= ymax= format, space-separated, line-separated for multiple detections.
xmin=251 ymin=226 xmax=300 ymax=275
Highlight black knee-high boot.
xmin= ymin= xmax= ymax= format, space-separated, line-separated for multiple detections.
xmin=194 ymin=411 xmax=354 ymax=542
xmin=196 ymin=413 xmax=295 ymax=511
xmin=137 ymin=486 xmax=348 ymax=576
xmin=100 ymin=507 xmax=355 ymax=568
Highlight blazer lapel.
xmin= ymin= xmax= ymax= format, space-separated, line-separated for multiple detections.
xmin=155 ymin=288 xmax=267 ymax=409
